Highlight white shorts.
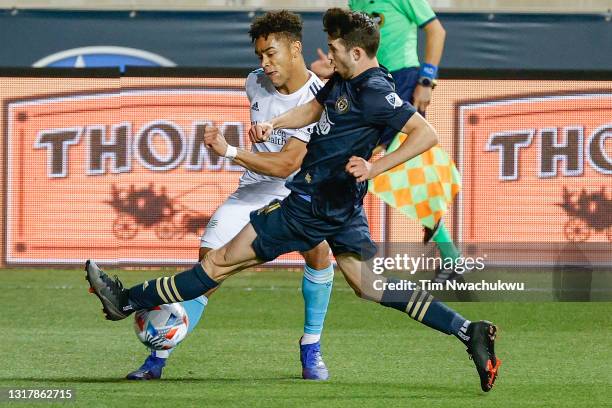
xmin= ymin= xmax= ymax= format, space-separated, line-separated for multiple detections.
xmin=200 ymin=182 xmax=289 ymax=250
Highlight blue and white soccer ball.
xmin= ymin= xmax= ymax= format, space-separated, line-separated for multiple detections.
xmin=134 ymin=303 xmax=189 ymax=350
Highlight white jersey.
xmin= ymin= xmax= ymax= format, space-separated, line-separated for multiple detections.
xmin=200 ymin=69 xmax=323 ymax=250
xmin=239 ymin=68 xmax=323 ymax=193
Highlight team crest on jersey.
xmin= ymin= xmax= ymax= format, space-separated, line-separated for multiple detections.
xmin=385 ymin=92 xmax=403 ymax=108
xmin=251 ymin=102 xmax=259 ymax=111
xmin=317 ymin=107 xmax=334 ymax=135
xmin=335 ymin=95 xmax=350 ymax=114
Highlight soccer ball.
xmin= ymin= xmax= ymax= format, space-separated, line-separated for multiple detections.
xmin=134 ymin=303 xmax=189 ymax=350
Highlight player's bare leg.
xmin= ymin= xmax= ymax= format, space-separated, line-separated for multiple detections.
xmin=200 ymin=224 xmax=262 ymax=285
xmin=335 ymin=253 xmax=501 ymax=392
xmin=335 ymin=253 xmax=383 ymax=302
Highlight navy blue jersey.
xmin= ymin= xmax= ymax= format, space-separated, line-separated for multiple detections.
xmin=286 ymin=66 xmax=416 ymax=223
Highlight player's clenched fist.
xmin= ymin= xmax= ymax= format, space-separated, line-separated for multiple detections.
xmin=204 ymin=125 xmax=229 ymax=157
xmin=248 ymin=122 xmax=273 ymax=143
xmin=345 ymin=156 xmax=373 ymax=182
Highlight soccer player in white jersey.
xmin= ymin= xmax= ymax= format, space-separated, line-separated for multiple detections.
xmin=125 ymin=10 xmax=333 ymax=381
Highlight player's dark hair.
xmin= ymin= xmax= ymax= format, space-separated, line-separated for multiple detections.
xmin=249 ymin=10 xmax=303 ymax=43
xmin=323 ymin=8 xmax=379 ymax=58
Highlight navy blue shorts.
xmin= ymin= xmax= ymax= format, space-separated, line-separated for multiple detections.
xmin=250 ymin=193 xmax=377 ymax=262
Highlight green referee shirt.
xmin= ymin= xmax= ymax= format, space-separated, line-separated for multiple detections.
xmin=349 ymin=0 xmax=437 ymax=72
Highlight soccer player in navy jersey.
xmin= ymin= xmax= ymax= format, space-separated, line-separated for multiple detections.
xmin=86 ymin=8 xmax=501 ymax=392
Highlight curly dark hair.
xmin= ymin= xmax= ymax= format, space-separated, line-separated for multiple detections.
xmin=248 ymin=10 xmax=303 ymax=43
xmin=323 ymin=8 xmax=379 ymax=58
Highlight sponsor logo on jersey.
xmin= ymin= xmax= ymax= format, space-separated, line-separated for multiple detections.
xmin=267 ymin=129 xmax=288 ymax=146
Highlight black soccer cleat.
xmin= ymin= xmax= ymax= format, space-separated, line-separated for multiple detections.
xmin=465 ymin=320 xmax=501 ymax=392
xmin=85 ymin=260 xmax=133 ymax=321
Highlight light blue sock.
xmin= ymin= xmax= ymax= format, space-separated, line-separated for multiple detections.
xmin=301 ymin=264 xmax=334 ymax=344
xmin=151 ymin=295 xmax=207 ymax=358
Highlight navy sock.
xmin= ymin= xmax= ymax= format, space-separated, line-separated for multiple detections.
xmin=380 ymin=278 xmax=468 ymax=338
xmin=129 ymin=263 xmax=218 ymax=309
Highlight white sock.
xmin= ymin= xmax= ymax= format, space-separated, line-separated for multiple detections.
xmin=301 ymin=333 xmax=321 ymax=345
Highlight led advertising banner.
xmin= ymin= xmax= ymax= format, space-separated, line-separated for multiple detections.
xmin=429 ymin=80 xmax=611 ymax=265
xmin=0 ymin=74 xmax=610 ymax=266
xmin=0 ymin=75 xmax=385 ymax=265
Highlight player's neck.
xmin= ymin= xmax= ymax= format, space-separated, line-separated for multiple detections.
xmin=348 ymin=58 xmax=379 ymax=80
xmin=276 ymin=64 xmax=310 ymax=95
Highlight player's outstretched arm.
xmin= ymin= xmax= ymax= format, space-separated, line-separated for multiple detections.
xmin=346 ymin=113 xmax=438 ymax=182
xmin=233 ymin=137 xmax=307 ymax=178
xmin=271 ymin=98 xmax=323 ymax=130
xmin=250 ymin=99 xmax=322 ymax=142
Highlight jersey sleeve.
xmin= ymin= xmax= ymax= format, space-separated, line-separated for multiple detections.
xmin=289 ymin=123 xmax=315 ymax=143
xmin=245 ymin=70 xmax=260 ymax=102
xmin=399 ymin=0 xmax=437 ymax=27
xmin=290 ymin=79 xmax=321 ymax=143
xmin=360 ymin=81 xmax=417 ymax=132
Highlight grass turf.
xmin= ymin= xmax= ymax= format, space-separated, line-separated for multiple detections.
xmin=2 ymin=268 xmax=611 ymax=407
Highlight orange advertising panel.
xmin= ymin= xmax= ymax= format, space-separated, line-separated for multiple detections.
xmin=455 ymin=87 xmax=611 ymax=264
xmin=1 ymin=75 xmax=610 ymax=267
xmin=2 ymin=77 xmax=385 ymax=265
xmin=459 ymin=91 xmax=612 ymax=241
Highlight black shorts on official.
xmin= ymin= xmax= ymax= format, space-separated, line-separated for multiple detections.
xmin=249 ymin=193 xmax=377 ymax=262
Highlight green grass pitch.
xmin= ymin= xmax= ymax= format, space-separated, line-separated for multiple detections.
xmin=2 ymin=268 xmax=611 ymax=407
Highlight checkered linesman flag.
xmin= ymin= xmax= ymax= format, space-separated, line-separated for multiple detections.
xmin=369 ymin=133 xmax=461 ymax=229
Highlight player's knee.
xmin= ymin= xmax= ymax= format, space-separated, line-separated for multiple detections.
xmin=205 ymin=246 xmax=234 ymax=270
xmin=302 ymin=241 xmax=331 ymax=270
xmin=201 ymin=250 xmax=223 ymax=280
